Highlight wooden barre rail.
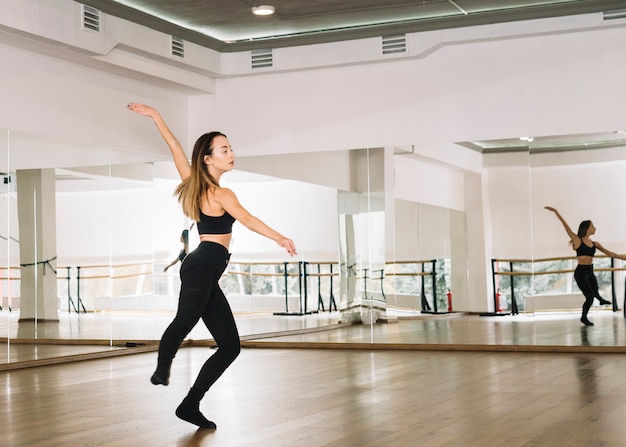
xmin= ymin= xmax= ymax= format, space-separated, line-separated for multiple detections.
xmin=0 ymin=259 xmax=443 ymax=315
xmin=496 ymin=267 xmax=626 ymax=276
xmin=227 ymin=271 xmax=301 ymax=278
xmin=495 ymin=255 xmax=612 ymax=264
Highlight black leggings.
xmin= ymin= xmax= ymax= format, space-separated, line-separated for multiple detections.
xmin=574 ymin=264 xmax=601 ymax=319
xmin=157 ymin=241 xmax=240 ymax=396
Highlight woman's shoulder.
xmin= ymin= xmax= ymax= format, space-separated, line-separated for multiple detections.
xmin=213 ymin=186 xmax=237 ymax=202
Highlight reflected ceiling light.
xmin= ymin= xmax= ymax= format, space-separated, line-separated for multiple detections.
xmin=520 ymin=136 xmax=534 ymax=142
xmin=252 ymin=5 xmax=275 ymax=16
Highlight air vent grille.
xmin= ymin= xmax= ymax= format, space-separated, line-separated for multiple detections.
xmin=382 ymin=35 xmax=406 ymax=55
xmin=172 ymin=36 xmax=185 ymax=58
xmin=251 ymin=49 xmax=273 ymax=69
xmin=82 ymin=4 xmax=101 ymax=32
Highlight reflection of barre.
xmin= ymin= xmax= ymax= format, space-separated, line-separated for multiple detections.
xmin=386 ymin=271 xmax=433 ymax=277
xmin=339 ymin=262 xmax=357 ymax=275
xmin=496 ymin=254 xmax=614 ymax=263
xmin=496 ymin=267 xmax=626 ymax=276
xmin=20 ymin=255 xmax=57 ymax=275
xmin=387 ymin=259 xmax=437 ymax=265
xmin=227 ymin=271 xmax=300 ymax=278
xmin=0 ymin=234 xmax=19 ymax=243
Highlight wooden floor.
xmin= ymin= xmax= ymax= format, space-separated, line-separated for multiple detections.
xmin=4 ymin=308 xmax=626 ymax=446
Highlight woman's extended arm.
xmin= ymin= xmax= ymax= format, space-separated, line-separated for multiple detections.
xmin=595 ymin=242 xmax=626 ymax=261
xmin=545 ymin=206 xmax=578 ymax=243
xmin=163 ymin=256 xmax=179 ymax=272
xmin=217 ymin=188 xmax=297 ymax=256
xmin=127 ymin=103 xmax=191 ymax=180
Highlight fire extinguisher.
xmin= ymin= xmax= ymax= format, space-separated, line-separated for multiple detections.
xmin=447 ymin=289 xmax=453 ymax=313
xmin=495 ymin=288 xmax=502 ymax=313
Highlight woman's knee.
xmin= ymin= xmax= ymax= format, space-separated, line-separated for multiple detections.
xmin=220 ymin=340 xmax=241 ymax=361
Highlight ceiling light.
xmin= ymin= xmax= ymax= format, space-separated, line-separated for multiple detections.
xmin=252 ymin=5 xmax=275 ymax=16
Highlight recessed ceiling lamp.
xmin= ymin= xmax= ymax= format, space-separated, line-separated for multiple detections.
xmin=252 ymin=5 xmax=275 ymax=16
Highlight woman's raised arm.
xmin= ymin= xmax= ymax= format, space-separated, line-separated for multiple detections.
xmin=545 ymin=206 xmax=578 ymax=243
xmin=127 ymin=103 xmax=191 ymax=180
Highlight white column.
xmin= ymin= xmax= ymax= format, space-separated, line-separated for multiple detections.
xmin=464 ymin=173 xmax=492 ymax=312
xmin=16 ymin=169 xmax=58 ymax=321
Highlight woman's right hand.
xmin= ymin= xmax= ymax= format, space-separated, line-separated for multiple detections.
xmin=127 ymin=103 xmax=158 ymax=118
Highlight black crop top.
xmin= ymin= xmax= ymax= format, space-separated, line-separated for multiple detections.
xmin=197 ymin=210 xmax=235 ymax=235
xmin=576 ymin=241 xmax=596 ymax=257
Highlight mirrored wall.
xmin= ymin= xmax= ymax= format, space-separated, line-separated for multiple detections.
xmin=0 ymin=129 xmax=173 ymax=363
xmin=484 ymin=131 xmax=626 ymax=316
xmin=528 ymin=133 xmax=626 ymax=315
xmin=0 ymin=129 xmax=477 ymax=362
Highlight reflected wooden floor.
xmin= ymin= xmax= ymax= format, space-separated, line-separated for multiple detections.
xmin=4 ymin=308 xmax=626 ymax=446
xmin=2 ymin=308 xmax=626 ymax=368
xmin=251 ymin=310 xmax=626 ymax=351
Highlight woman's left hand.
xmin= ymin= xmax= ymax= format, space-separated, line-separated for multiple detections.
xmin=278 ymin=237 xmax=297 ymax=256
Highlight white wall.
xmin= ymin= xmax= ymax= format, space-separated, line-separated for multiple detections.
xmin=211 ymin=21 xmax=626 ymax=158
xmin=530 ymin=159 xmax=626 ymax=259
xmin=485 ymin=166 xmax=533 ymax=259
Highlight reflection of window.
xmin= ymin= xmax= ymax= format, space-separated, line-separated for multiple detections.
xmin=222 ymin=262 xmax=301 ymax=298
xmin=383 ymin=259 xmax=451 ymax=308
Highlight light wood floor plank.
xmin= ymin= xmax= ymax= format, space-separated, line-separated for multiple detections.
xmin=5 ymin=347 xmax=626 ymax=446
xmin=6 ymin=310 xmax=626 ymax=446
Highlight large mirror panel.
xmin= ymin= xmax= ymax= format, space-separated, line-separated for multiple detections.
xmin=389 ymin=201 xmax=443 ymax=316
xmin=389 ymin=201 xmax=462 ymax=315
xmin=0 ymin=130 xmax=554 ymax=359
xmin=0 ymin=130 xmax=169 ymax=364
xmin=482 ymin=147 xmax=532 ymax=315
xmin=337 ymin=190 xmax=386 ymax=327
xmin=222 ymin=171 xmax=339 ymax=334
xmin=529 ymin=134 xmax=626 ymax=327
xmin=101 ymin=161 xmax=157 ymax=342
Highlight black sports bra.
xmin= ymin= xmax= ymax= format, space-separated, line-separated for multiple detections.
xmin=576 ymin=241 xmax=596 ymax=257
xmin=197 ymin=210 xmax=235 ymax=235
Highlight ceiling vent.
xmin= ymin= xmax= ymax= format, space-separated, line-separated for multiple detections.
xmin=382 ymin=35 xmax=406 ymax=55
xmin=171 ymin=36 xmax=185 ymax=58
xmin=251 ymin=49 xmax=273 ymax=69
xmin=82 ymin=4 xmax=101 ymax=32
xmin=604 ymin=9 xmax=626 ymax=20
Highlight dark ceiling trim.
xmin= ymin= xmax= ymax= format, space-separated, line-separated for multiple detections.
xmin=78 ymin=0 xmax=626 ymax=53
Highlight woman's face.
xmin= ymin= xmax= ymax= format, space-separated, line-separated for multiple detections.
xmin=587 ymin=222 xmax=596 ymax=236
xmin=204 ymin=135 xmax=235 ymax=173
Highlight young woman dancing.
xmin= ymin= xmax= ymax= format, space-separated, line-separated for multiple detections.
xmin=545 ymin=206 xmax=626 ymax=326
xmin=128 ymin=103 xmax=297 ymax=429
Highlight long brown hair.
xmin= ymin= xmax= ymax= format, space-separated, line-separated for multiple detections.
xmin=174 ymin=131 xmax=225 ymax=222
xmin=569 ymin=220 xmax=591 ymax=247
